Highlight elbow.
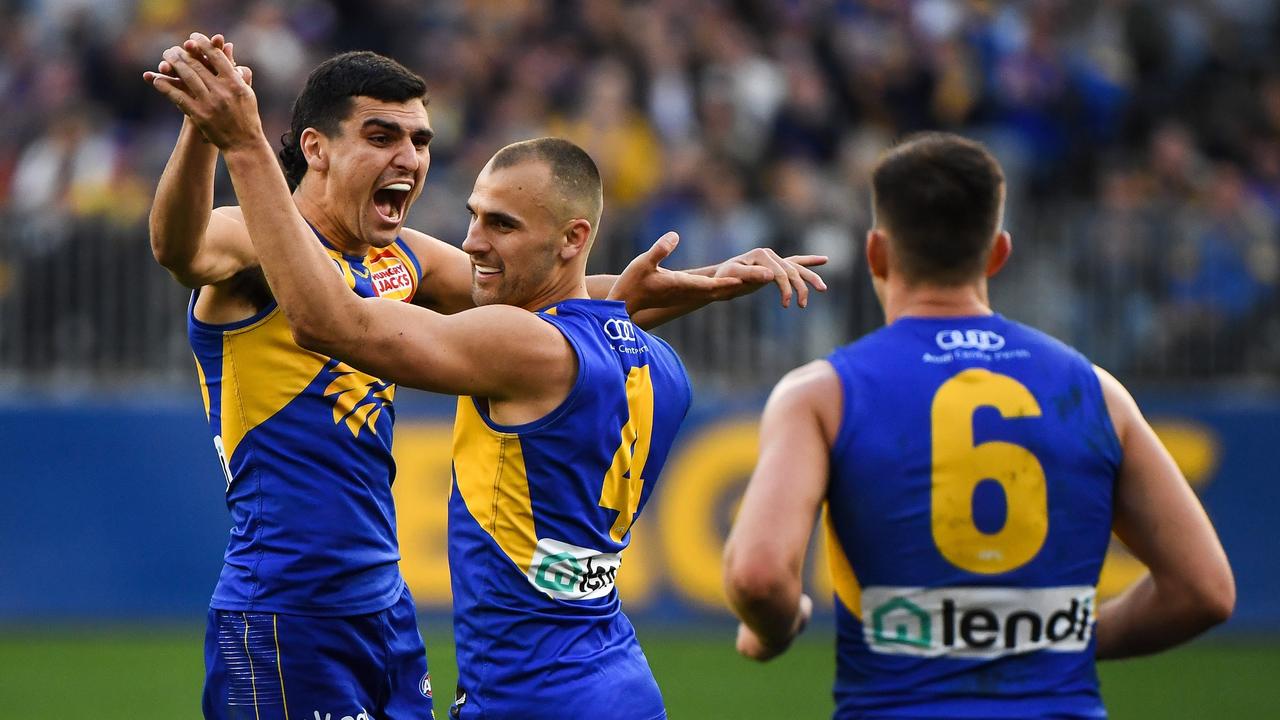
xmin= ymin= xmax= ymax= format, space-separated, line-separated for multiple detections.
xmin=288 ymin=320 xmax=337 ymax=356
xmin=148 ymin=229 xmax=177 ymax=270
xmin=723 ymin=546 xmax=794 ymax=614
xmin=148 ymin=215 xmax=175 ymax=266
xmin=149 ymin=228 xmax=199 ymax=288
xmin=1170 ymin=563 xmax=1235 ymax=632
xmin=287 ymin=310 xmax=359 ymax=361
xmin=1196 ymin=570 xmax=1236 ymax=628
xmin=286 ymin=294 xmax=365 ymax=358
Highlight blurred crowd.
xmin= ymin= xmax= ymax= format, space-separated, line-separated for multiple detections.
xmin=1 ymin=0 xmax=1278 ymax=383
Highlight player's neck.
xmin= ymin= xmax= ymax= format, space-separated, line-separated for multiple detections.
xmin=882 ymin=281 xmax=993 ymax=324
xmin=293 ymin=190 xmax=370 ymax=257
xmin=519 ymin=274 xmax=591 ymax=313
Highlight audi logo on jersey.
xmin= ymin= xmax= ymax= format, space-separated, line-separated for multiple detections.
xmin=604 ymin=318 xmax=637 ymax=342
xmin=936 ymin=329 xmax=1006 ymax=352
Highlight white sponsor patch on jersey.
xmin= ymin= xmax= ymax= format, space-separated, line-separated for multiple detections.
xmin=527 ymin=537 xmax=621 ymax=600
xmin=372 ymin=262 xmax=413 ymax=297
xmin=861 ymin=585 xmax=1095 ymax=659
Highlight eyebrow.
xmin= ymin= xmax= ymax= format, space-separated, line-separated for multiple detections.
xmin=362 ymin=117 xmax=435 ymax=144
xmin=466 ymin=203 xmax=521 ymax=227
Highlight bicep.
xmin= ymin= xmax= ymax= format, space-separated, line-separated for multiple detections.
xmin=404 ymin=232 xmax=476 ymax=314
xmin=170 ymin=207 xmax=257 ymax=287
xmin=731 ymin=365 xmax=836 ymax=567
xmin=1099 ymin=368 xmax=1226 ymax=581
xmin=333 ymin=299 xmax=569 ymax=398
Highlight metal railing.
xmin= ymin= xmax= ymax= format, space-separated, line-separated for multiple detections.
xmin=1 ymin=205 xmax=1276 ymax=395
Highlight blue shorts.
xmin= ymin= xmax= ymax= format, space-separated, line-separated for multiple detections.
xmin=203 ymin=586 xmax=434 ymax=720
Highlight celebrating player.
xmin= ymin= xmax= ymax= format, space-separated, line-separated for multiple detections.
xmin=723 ymin=132 xmax=1235 ymax=717
xmin=146 ymin=33 xmax=822 ymax=718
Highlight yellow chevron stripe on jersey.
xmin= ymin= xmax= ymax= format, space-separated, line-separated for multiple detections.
xmin=826 ymin=507 xmax=863 ymax=620
xmin=453 ymin=397 xmax=538 ymax=572
xmin=194 ymin=352 xmax=212 ymax=422
xmin=217 ymin=308 xmax=394 ymax=461
xmin=219 ymin=309 xmax=328 ymax=462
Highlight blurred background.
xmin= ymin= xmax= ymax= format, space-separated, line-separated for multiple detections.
xmin=0 ymin=0 xmax=1277 ymax=716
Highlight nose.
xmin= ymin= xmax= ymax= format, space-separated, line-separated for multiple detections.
xmin=461 ymin=219 xmax=488 ymax=255
xmin=392 ymin=137 xmax=424 ymax=174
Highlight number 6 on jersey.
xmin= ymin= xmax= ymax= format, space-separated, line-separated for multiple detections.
xmin=931 ymin=368 xmax=1047 ymax=574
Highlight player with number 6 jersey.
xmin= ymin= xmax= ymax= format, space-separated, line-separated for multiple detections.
xmin=820 ymin=314 xmax=1117 ymax=716
xmin=724 ymin=132 xmax=1233 ymax=719
xmin=449 ymin=299 xmax=688 ymax=718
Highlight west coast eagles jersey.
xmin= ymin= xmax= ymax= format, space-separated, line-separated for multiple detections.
xmin=825 ymin=314 xmax=1122 ymax=719
xmin=448 ymin=299 xmax=691 ymax=719
xmin=189 ymin=234 xmax=423 ymax=616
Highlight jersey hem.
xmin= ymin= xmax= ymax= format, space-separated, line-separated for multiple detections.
xmin=209 ymin=576 xmax=405 ymax=618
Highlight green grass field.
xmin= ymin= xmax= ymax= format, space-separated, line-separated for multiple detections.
xmin=1 ymin=625 xmax=1276 ymax=717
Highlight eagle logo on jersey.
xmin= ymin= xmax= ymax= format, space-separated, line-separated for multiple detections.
xmin=324 ymin=362 xmax=394 ymax=437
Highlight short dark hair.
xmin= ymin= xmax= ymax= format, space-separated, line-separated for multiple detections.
xmin=278 ymin=51 xmax=428 ymax=190
xmin=871 ymin=132 xmax=1005 ymax=284
xmin=491 ymin=137 xmax=603 ymax=225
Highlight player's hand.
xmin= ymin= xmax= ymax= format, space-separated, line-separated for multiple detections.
xmin=608 ymin=232 xmax=747 ymax=315
xmin=735 ymin=593 xmax=813 ymax=662
xmin=145 ymin=35 xmax=253 ymax=94
xmin=713 ymin=248 xmax=828 ymax=308
xmin=143 ymin=33 xmax=262 ymax=151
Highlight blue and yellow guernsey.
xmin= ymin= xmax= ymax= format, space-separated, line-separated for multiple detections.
xmin=448 ymin=299 xmax=691 ymax=719
xmin=825 ymin=314 xmax=1122 ymax=719
xmin=189 ymin=236 xmax=423 ymax=616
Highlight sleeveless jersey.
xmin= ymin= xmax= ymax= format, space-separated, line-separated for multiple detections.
xmin=448 ymin=299 xmax=691 ymax=719
xmin=824 ymin=314 xmax=1122 ymax=718
xmin=189 ymin=235 xmax=423 ymax=616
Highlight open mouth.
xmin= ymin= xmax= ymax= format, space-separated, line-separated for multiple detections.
xmin=474 ymin=264 xmax=502 ymax=278
xmin=373 ymin=182 xmax=412 ymax=224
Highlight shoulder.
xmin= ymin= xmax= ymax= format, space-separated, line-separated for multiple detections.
xmin=458 ymin=303 xmax=571 ymax=361
xmin=398 ymin=226 xmax=466 ymax=263
xmin=768 ymin=360 xmax=842 ymax=445
xmin=776 ymin=359 xmax=840 ymax=395
xmin=1091 ymin=364 xmax=1138 ymax=446
xmin=212 ymin=205 xmax=246 ymax=225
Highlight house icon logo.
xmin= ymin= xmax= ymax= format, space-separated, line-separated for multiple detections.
xmin=871 ymin=596 xmax=932 ymax=648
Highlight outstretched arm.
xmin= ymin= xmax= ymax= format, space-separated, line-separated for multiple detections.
xmin=1093 ymin=366 xmax=1234 ymax=659
xmin=723 ymin=360 xmax=839 ymax=661
xmin=606 ymin=235 xmax=828 ymax=329
xmin=145 ymin=35 xmax=257 ymax=288
xmin=147 ymin=33 xmax=573 ymax=400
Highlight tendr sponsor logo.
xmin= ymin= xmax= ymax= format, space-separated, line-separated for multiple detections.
xmin=863 ymin=585 xmax=1095 ymax=658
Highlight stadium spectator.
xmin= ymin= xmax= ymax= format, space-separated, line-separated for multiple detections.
xmin=2 ymin=0 xmax=1279 ymax=381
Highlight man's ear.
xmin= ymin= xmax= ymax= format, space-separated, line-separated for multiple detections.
xmin=561 ymin=219 xmax=592 ymax=260
xmin=986 ymin=231 xmax=1012 ymax=278
xmin=866 ymin=228 xmax=890 ymax=281
xmin=300 ymin=128 xmax=328 ymax=173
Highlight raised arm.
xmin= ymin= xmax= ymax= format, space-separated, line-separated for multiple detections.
xmin=723 ymin=360 xmax=839 ymax=661
xmin=145 ymin=36 xmax=257 ymax=288
xmin=1093 ymin=366 xmax=1234 ymax=659
xmin=404 ymin=225 xmax=826 ymax=329
xmin=149 ymin=33 xmax=574 ymax=402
